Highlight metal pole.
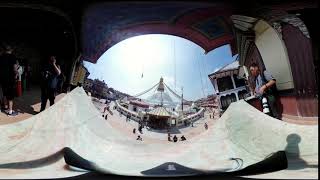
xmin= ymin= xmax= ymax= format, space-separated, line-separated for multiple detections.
xmin=181 ymin=86 xmax=183 ymax=112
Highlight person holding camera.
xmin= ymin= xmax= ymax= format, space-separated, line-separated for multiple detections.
xmin=249 ymin=63 xmax=279 ymax=119
xmin=39 ymin=56 xmax=61 ymax=112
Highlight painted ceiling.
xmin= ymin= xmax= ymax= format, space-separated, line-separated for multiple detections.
xmin=81 ymin=2 xmax=236 ymax=63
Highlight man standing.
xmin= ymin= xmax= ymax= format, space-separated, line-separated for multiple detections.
xmin=249 ymin=63 xmax=279 ymax=119
xmin=103 ymin=105 xmax=108 ymax=114
xmin=56 ymin=72 xmax=65 ymax=94
xmin=0 ymin=45 xmax=19 ymax=116
xmin=180 ymin=135 xmax=186 ymax=141
xmin=40 ymin=56 xmax=61 ymax=112
xmin=138 ymin=125 xmax=143 ymax=134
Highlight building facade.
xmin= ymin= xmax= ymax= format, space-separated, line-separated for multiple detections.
xmin=194 ymin=94 xmax=218 ymax=108
xmin=85 ymin=79 xmax=109 ymax=98
xmin=208 ymin=60 xmax=249 ymax=111
xmin=128 ymin=100 xmax=150 ymax=113
xmin=83 ymin=78 xmax=94 ymax=91
xmin=71 ymin=60 xmax=90 ymax=87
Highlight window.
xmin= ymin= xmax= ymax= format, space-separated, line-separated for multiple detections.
xmin=238 ymin=90 xmax=248 ymax=100
xmin=217 ymin=76 xmax=233 ymax=92
xmin=233 ymin=75 xmax=246 ymax=88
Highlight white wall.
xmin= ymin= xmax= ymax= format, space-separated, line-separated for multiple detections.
xmin=254 ymin=20 xmax=294 ymax=90
xmin=128 ymin=104 xmax=148 ymax=112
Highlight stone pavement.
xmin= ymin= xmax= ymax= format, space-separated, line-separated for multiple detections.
xmin=92 ymin=100 xmax=218 ymax=143
xmin=0 ymin=87 xmax=65 ymax=125
xmin=0 ymin=87 xmax=317 ymax=179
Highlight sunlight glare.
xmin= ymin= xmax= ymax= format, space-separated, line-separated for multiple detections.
xmin=121 ymin=35 xmax=167 ymax=73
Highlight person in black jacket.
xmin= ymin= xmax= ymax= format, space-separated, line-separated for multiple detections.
xmin=40 ymin=56 xmax=61 ymax=112
xmin=173 ymin=135 xmax=178 ymax=142
xmin=0 ymin=45 xmax=19 ymax=116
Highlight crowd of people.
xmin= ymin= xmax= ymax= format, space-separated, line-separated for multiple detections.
xmin=0 ymin=44 xmax=66 ymax=117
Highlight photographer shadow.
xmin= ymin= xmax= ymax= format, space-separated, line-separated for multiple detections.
xmin=284 ymin=134 xmax=318 ymax=170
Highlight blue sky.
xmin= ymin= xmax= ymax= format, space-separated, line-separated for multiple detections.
xmin=84 ymin=34 xmax=237 ymax=101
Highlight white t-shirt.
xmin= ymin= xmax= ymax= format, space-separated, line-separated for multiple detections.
xmin=17 ymin=65 xmax=24 ymax=81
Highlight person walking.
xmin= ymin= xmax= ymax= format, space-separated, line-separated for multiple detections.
xmin=204 ymin=123 xmax=208 ymax=130
xmin=133 ymin=128 xmax=136 ymax=134
xmin=39 ymin=56 xmax=61 ymax=112
xmin=103 ymin=105 xmax=108 ymax=114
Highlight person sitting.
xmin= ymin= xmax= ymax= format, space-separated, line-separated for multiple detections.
xmin=180 ymin=135 xmax=186 ymax=141
xmin=136 ymin=135 xmax=142 ymax=141
xmin=173 ymin=135 xmax=178 ymax=142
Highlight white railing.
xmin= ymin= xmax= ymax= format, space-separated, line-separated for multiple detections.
xmin=115 ymin=100 xmax=205 ymax=127
xmin=115 ymin=100 xmax=141 ymax=122
xmin=179 ymin=108 xmax=205 ymax=125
